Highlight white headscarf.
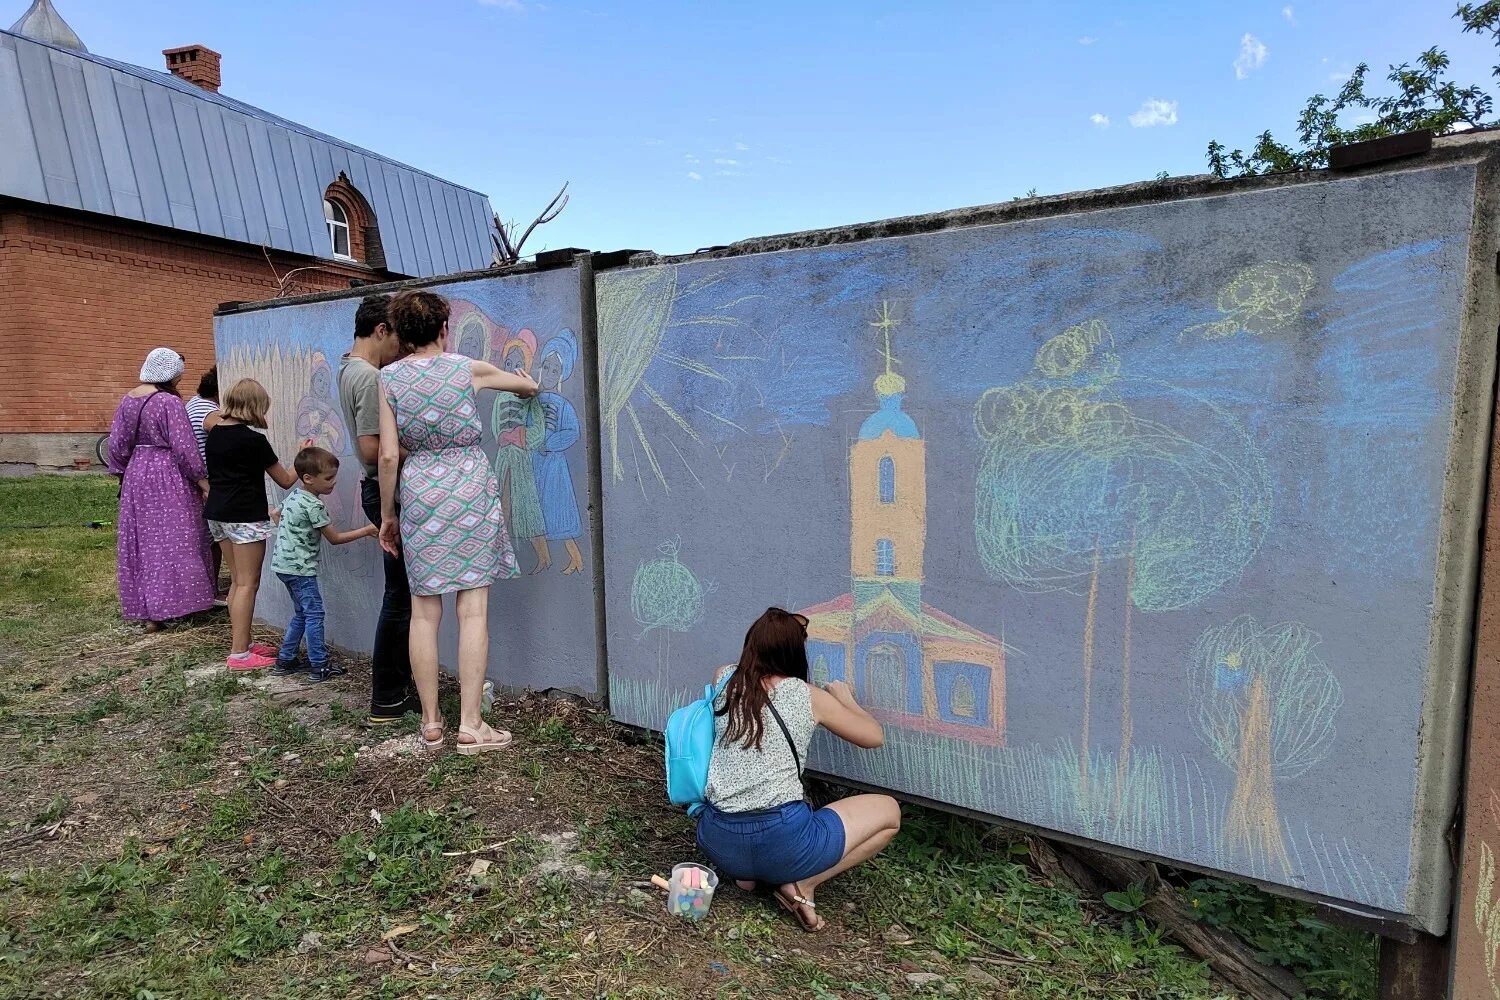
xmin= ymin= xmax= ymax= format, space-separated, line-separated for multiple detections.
xmin=139 ymin=347 xmax=184 ymax=384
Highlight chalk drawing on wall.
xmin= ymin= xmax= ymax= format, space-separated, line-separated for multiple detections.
xmin=295 ymin=352 xmax=348 ymax=456
xmin=533 ymin=330 xmax=586 ymax=575
xmin=1473 ymin=791 xmax=1500 ymax=998
xmin=632 ymin=538 xmax=713 ymax=694
xmin=800 ymin=302 xmax=1008 ymax=744
xmin=1180 ymin=262 xmax=1314 ymax=341
xmin=1189 ymin=615 xmax=1342 ymax=875
xmin=973 ymin=317 xmax=1271 ymax=812
xmin=599 ymin=267 xmax=759 ymax=494
xmin=491 ymin=328 xmax=548 ymax=570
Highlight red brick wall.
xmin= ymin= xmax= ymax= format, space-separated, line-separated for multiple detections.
xmin=0 ymin=203 xmax=388 ymax=435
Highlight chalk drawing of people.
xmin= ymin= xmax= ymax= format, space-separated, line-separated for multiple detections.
xmin=490 ymin=329 xmax=548 ymax=572
xmin=449 ymin=301 xmax=491 ymax=361
xmin=295 ymin=353 xmax=347 ymax=455
xmin=531 ymin=329 xmax=585 ymax=575
xmin=295 ymin=352 xmax=348 ymax=522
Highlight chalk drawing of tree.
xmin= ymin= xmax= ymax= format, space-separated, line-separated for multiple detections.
xmin=1189 ymin=615 xmax=1342 ymax=875
xmin=974 ymin=319 xmax=1270 ymax=810
xmin=631 ymin=538 xmax=712 ymax=689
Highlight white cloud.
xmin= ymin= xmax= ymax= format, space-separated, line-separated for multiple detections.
xmin=1089 ymin=113 xmax=1110 ymax=128
xmin=684 ymin=154 xmax=700 ymax=164
xmin=715 ymin=169 xmax=743 ymax=177
xmin=642 ymin=137 xmax=664 ymax=147
xmin=1128 ymin=99 xmax=1178 ymax=127
xmin=1078 ymin=35 xmax=1096 ymax=45
xmin=1234 ymin=33 xmax=1268 ymax=79
xmin=686 ymin=171 xmax=702 ymax=181
xmin=734 ymin=142 xmax=750 ymax=151
xmin=479 ymin=0 xmax=528 ymax=10
xmin=1282 ymin=5 xmax=1295 ymax=22
xmin=714 ymin=158 xmax=739 ymax=166
xmin=766 ymin=156 xmax=792 ymax=165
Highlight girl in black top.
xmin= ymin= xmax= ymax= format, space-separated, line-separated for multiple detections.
xmin=204 ymin=379 xmax=297 ymax=670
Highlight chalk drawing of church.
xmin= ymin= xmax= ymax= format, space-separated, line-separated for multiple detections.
xmin=800 ymin=304 xmax=1006 ymax=745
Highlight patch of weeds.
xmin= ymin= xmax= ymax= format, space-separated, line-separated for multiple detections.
xmin=425 ymin=752 xmax=480 ymax=791
xmin=245 ymin=751 xmax=283 ymax=785
xmin=327 ymin=702 xmax=364 ymax=727
xmin=176 ymin=861 xmax=230 ymax=929
xmin=256 ymin=701 xmax=310 ymax=749
xmin=31 ymin=793 xmax=70 ymax=825
xmin=132 ymin=662 xmax=190 ymax=717
xmin=206 ymin=790 xmax=257 ymax=840
xmin=159 ymin=703 xmax=228 ymax=788
xmin=216 ymin=890 xmax=299 ymax=961
xmin=535 ymin=714 xmax=573 ymax=744
xmin=199 ymin=672 xmax=243 ymax=701
xmin=1186 ymin=876 xmax=1376 ymax=998
xmin=333 ymin=802 xmax=455 ymax=908
xmin=320 ymin=747 xmax=358 ymax=780
xmin=63 ymin=664 xmax=130 ymax=692
xmin=69 ymin=690 xmax=126 ymax=725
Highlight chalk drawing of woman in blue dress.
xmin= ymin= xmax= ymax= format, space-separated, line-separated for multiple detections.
xmin=531 ymin=329 xmax=585 ymax=575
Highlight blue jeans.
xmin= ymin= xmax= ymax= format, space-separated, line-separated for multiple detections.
xmin=276 ymin=574 xmax=327 ymax=670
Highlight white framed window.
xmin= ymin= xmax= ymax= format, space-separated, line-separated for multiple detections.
xmin=324 ymin=199 xmax=351 ymax=259
xmin=876 ymin=538 xmax=894 ymax=576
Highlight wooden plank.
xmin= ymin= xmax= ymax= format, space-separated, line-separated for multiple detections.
xmin=1450 ymin=338 xmax=1500 ymax=999
xmin=1381 ymin=934 xmax=1450 ymax=1000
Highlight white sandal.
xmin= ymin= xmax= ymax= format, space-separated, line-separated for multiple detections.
xmin=455 ymin=723 xmax=513 ymax=756
xmin=420 ymin=717 xmax=445 ymax=751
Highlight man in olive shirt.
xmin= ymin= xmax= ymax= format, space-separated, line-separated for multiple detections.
xmin=338 ymin=294 xmax=415 ymax=723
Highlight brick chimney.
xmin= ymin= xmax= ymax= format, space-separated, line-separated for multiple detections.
xmin=162 ymin=44 xmax=221 ymax=93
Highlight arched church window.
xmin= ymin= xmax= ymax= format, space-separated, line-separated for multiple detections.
xmin=878 ymin=455 xmax=895 ymax=504
xmin=867 ymin=643 xmax=905 ymax=712
xmin=876 ymin=539 xmax=894 ymax=576
xmin=951 ymin=674 xmax=978 ymax=718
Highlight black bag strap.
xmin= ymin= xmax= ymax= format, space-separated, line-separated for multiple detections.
xmin=765 ymin=698 xmax=802 ymax=778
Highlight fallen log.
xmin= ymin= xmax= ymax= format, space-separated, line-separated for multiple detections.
xmin=1060 ymin=843 xmax=1307 ymax=1000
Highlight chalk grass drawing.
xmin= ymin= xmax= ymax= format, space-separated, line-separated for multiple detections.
xmin=974 ymin=319 xmax=1271 ymax=811
xmin=804 ymin=720 xmax=1398 ymax=910
xmin=631 ymin=538 xmax=712 ymax=687
xmin=598 ymin=267 xmax=762 ymax=494
xmin=1189 ymin=615 xmax=1342 ymax=875
xmin=1181 ymin=262 xmax=1314 ymax=341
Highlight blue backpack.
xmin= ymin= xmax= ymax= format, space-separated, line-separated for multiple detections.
xmin=664 ymin=672 xmax=731 ymax=816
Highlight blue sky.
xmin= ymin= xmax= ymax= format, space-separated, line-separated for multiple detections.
xmin=38 ymin=0 xmax=1499 ymax=255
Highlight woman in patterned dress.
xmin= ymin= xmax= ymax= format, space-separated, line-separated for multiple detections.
xmin=107 ymin=347 xmax=217 ymax=631
xmin=377 ymin=290 xmax=539 ymax=755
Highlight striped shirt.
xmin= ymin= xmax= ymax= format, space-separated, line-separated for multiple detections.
xmin=185 ymin=395 xmax=218 ymax=464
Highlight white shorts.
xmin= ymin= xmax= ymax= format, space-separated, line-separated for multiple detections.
xmin=208 ymin=519 xmax=275 ymax=544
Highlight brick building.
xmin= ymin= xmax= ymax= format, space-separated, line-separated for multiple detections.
xmin=0 ymin=1 xmax=496 ymax=471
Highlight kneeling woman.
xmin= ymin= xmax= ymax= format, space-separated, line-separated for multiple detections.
xmin=697 ymin=608 xmax=901 ymax=932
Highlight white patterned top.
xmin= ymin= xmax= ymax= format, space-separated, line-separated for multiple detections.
xmin=705 ymin=676 xmax=816 ymax=813
xmin=185 ymin=395 xmax=218 ymax=464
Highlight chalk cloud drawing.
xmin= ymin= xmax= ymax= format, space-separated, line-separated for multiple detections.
xmin=800 ymin=301 xmax=1007 ymax=744
xmin=1189 ymin=615 xmax=1342 ymax=875
xmin=1181 ymin=262 xmax=1314 ymax=341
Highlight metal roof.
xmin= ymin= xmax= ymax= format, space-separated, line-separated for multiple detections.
xmin=0 ymin=28 xmax=495 ymax=276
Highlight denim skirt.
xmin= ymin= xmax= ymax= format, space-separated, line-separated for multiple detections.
xmin=695 ymin=800 xmax=846 ymax=885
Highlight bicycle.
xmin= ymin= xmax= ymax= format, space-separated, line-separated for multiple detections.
xmin=94 ymin=433 xmax=110 ymax=468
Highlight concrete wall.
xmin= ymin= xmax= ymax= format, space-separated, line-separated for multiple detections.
xmin=596 ymin=153 xmax=1494 ymax=932
xmin=213 ymin=263 xmax=602 ymax=698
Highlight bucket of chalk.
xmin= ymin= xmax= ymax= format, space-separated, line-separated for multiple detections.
xmin=666 ymin=863 xmax=718 ymax=921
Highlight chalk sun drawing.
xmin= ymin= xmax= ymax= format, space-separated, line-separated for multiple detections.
xmin=1181 ymin=262 xmax=1315 ymax=341
xmin=1189 ymin=615 xmax=1342 ymax=875
xmin=598 ymin=267 xmax=761 ymax=494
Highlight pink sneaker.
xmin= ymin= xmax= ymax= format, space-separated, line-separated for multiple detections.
xmin=227 ymin=651 xmax=276 ymax=671
xmin=250 ymin=643 xmax=277 ymax=657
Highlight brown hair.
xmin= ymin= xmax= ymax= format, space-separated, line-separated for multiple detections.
xmin=294 ymin=446 xmax=339 ymax=479
xmin=220 ymin=378 xmax=271 ymax=428
xmin=715 ymin=608 xmax=811 ymax=751
xmin=387 ymin=289 xmax=450 ymax=350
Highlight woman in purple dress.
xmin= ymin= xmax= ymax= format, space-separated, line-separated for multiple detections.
xmin=106 ymin=348 xmax=216 ymax=630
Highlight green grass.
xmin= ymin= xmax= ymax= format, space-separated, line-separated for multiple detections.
xmin=0 ymin=473 xmax=1378 ymax=1000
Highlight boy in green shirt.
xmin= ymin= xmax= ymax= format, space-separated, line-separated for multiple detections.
xmin=271 ymin=447 xmax=378 ymax=682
